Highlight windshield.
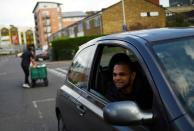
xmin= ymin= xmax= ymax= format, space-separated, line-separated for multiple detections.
xmin=153 ymin=37 xmax=194 ymax=119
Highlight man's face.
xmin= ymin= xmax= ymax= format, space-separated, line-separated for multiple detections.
xmin=113 ymin=64 xmax=133 ymax=89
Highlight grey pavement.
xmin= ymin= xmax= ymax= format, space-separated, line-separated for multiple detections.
xmin=0 ymin=55 xmax=71 ymax=131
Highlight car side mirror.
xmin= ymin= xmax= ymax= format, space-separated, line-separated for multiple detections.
xmin=103 ymin=101 xmax=153 ymax=126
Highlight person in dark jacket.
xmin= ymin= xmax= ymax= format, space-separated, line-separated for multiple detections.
xmin=106 ymin=53 xmax=152 ymax=110
xmin=106 ymin=53 xmax=136 ymax=101
xmin=21 ymin=46 xmax=34 ymax=88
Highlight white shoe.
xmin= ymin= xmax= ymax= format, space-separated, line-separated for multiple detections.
xmin=23 ymin=84 xmax=30 ymax=88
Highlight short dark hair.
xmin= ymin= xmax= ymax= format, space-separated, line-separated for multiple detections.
xmin=109 ymin=53 xmax=135 ymax=72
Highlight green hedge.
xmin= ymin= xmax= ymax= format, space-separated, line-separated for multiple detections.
xmin=51 ymin=35 xmax=102 ymax=60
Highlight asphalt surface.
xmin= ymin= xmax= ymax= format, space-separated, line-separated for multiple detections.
xmin=0 ymin=55 xmax=71 ymax=131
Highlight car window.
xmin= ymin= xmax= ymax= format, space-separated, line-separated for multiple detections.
xmin=91 ymin=44 xmax=153 ymax=110
xmin=67 ymin=45 xmax=96 ymax=89
xmin=100 ymin=46 xmax=127 ymax=67
xmin=153 ymin=37 xmax=194 ymax=120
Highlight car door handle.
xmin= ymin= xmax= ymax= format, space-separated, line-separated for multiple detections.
xmin=76 ymin=105 xmax=86 ymax=116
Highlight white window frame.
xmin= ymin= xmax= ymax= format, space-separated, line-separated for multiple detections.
xmin=85 ymin=20 xmax=90 ymax=30
xmin=150 ymin=12 xmax=159 ymax=16
xmin=69 ymin=27 xmax=75 ymax=38
xmin=140 ymin=12 xmax=147 ymax=17
xmin=77 ymin=23 xmax=84 ymax=37
xmin=94 ymin=16 xmax=100 ymax=27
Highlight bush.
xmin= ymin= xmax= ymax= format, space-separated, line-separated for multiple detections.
xmin=51 ymin=35 xmax=102 ymax=60
xmin=167 ymin=13 xmax=190 ymax=27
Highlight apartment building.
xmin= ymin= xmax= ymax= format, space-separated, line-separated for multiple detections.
xmin=33 ymin=2 xmax=62 ymax=48
xmin=33 ymin=2 xmax=88 ymax=48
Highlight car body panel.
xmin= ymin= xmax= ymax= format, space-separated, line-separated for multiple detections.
xmin=56 ymin=28 xmax=194 ymax=131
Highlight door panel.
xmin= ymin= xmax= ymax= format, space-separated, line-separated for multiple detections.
xmin=60 ymin=84 xmax=116 ymax=131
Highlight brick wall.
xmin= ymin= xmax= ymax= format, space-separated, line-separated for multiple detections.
xmin=84 ymin=19 xmax=102 ymax=36
xmin=102 ymin=0 xmax=166 ymax=34
xmin=146 ymin=0 xmax=159 ymax=5
xmin=36 ymin=8 xmax=60 ymax=45
xmin=49 ymin=8 xmax=60 ymax=33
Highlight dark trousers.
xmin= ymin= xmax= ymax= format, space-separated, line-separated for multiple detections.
xmin=21 ymin=64 xmax=30 ymax=84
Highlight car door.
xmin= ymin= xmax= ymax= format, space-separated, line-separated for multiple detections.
xmin=86 ymin=40 xmax=171 ymax=131
xmin=58 ymin=44 xmax=116 ymax=131
xmin=86 ymin=41 xmax=154 ymax=131
xmin=64 ymin=41 xmax=153 ymax=131
xmin=58 ymin=39 xmax=168 ymax=131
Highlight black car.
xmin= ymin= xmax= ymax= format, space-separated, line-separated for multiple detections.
xmin=55 ymin=28 xmax=194 ymax=131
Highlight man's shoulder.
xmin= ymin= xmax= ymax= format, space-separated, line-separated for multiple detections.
xmin=105 ymin=82 xmax=118 ymax=99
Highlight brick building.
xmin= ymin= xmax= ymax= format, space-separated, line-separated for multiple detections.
xmin=146 ymin=0 xmax=159 ymax=5
xmin=33 ymin=2 xmax=62 ymax=48
xmin=33 ymin=2 xmax=87 ymax=48
xmin=62 ymin=12 xmax=87 ymax=28
xmin=49 ymin=0 xmax=166 ymax=41
xmin=101 ymin=0 xmax=166 ymax=34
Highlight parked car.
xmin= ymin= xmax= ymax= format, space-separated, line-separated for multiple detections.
xmin=55 ymin=28 xmax=194 ymax=131
xmin=35 ymin=48 xmax=49 ymax=60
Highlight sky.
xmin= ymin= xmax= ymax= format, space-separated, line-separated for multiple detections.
xmin=0 ymin=0 xmax=169 ymax=27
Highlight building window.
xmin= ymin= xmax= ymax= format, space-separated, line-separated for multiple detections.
xmin=69 ymin=27 xmax=75 ymax=38
xmin=147 ymin=12 xmax=150 ymax=17
xmin=48 ymin=33 xmax=52 ymax=37
xmin=150 ymin=12 xmax=159 ymax=16
xmin=85 ymin=20 xmax=90 ymax=30
xmin=94 ymin=16 xmax=100 ymax=27
xmin=42 ymin=11 xmax=49 ymax=19
xmin=45 ymin=19 xmax=50 ymax=26
xmin=47 ymin=27 xmax=51 ymax=33
xmin=78 ymin=23 xmax=83 ymax=32
xmin=166 ymin=12 xmax=173 ymax=16
xmin=140 ymin=12 xmax=147 ymax=17
xmin=62 ymin=30 xmax=68 ymax=36
xmin=77 ymin=23 xmax=84 ymax=37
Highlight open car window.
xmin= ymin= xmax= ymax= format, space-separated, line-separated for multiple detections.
xmin=90 ymin=43 xmax=153 ymax=110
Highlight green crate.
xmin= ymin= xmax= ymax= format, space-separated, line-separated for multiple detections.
xmin=31 ymin=66 xmax=47 ymax=79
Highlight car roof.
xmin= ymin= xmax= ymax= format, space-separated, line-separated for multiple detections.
xmin=106 ymin=28 xmax=194 ymax=42
xmin=80 ymin=28 xmax=194 ymax=49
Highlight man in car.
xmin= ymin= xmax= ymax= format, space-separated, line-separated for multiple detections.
xmin=106 ymin=53 xmax=152 ymax=110
xmin=106 ymin=53 xmax=136 ymax=101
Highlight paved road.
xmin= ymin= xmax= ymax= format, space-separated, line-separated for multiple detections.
xmin=0 ymin=55 xmax=71 ymax=131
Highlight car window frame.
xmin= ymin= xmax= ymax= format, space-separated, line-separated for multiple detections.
xmin=86 ymin=39 xmax=164 ymax=130
xmin=88 ymin=40 xmax=155 ymax=103
xmin=66 ymin=44 xmax=97 ymax=91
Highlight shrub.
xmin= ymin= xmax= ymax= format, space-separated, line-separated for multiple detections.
xmin=51 ymin=35 xmax=102 ymax=60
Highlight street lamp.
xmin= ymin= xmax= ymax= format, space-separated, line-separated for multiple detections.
xmin=121 ymin=0 xmax=128 ymax=31
xmin=0 ymin=28 xmax=1 ymax=48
